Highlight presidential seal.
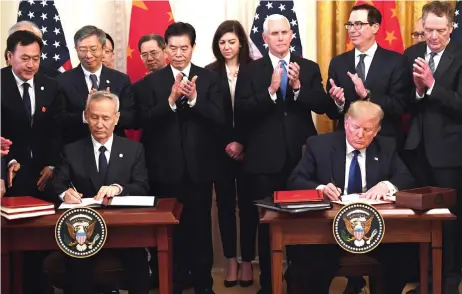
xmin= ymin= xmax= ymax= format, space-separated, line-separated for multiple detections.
xmin=332 ymin=203 xmax=385 ymax=254
xmin=55 ymin=207 xmax=107 ymax=258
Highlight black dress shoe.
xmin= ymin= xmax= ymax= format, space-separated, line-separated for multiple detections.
xmin=223 ymin=279 xmax=238 ymax=287
xmin=238 ymin=279 xmax=254 ymax=287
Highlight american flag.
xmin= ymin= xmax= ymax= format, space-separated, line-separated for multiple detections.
xmin=249 ymin=0 xmax=303 ymax=59
xmin=17 ymin=0 xmax=72 ymax=71
xmin=452 ymin=0 xmax=461 ymax=44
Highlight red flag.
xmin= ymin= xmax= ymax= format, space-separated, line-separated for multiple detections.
xmin=125 ymin=1 xmax=174 ymax=141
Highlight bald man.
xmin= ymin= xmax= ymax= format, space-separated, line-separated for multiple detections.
xmin=7 ymin=20 xmax=61 ymax=78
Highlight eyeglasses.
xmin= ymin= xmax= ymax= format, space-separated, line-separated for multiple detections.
xmin=141 ymin=50 xmax=162 ymax=59
xmin=103 ymin=48 xmax=114 ymax=55
xmin=77 ymin=46 xmax=102 ymax=55
xmin=411 ymin=32 xmax=425 ymax=39
xmin=345 ymin=21 xmax=371 ymax=30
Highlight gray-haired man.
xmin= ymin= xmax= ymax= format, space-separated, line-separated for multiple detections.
xmin=56 ymin=25 xmax=135 ymax=144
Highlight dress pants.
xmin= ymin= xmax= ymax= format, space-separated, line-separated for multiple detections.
xmin=407 ymin=143 xmax=462 ymax=285
xmin=214 ymin=157 xmax=256 ymax=262
xmin=151 ymin=174 xmax=214 ymax=291
xmin=64 ymin=248 xmax=150 ymax=294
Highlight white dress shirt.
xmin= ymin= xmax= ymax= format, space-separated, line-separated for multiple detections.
xmin=267 ymin=51 xmax=300 ymax=102
xmin=317 ymin=139 xmax=397 ymax=196
xmin=81 ymin=64 xmax=103 ymax=123
xmin=415 ymin=43 xmax=447 ymax=100
xmin=169 ymin=63 xmax=197 ymax=111
xmin=59 ymin=135 xmax=122 ymax=201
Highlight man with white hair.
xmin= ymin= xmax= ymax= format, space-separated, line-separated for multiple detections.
xmin=52 ymin=90 xmax=150 ymax=294
xmin=7 ymin=20 xmax=61 ymax=78
xmin=234 ymin=13 xmax=330 ymax=294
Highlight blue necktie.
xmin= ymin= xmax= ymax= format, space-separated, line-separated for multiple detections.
xmin=98 ymin=146 xmax=108 ymax=185
xmin=22 ymin=83 xmax=32 ymax=124
xmin=90 ymin=74 xmax=98 ymax=90
xmin=279 ymin=60 xmax=288 ymax=100
xmin=348 ymin=150 xmax=362 ymax=194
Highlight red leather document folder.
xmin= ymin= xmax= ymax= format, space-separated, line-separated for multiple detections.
xmin=1 ymin=196 xmax=55 ymax=214
xmin=273 ymin=190 xmax=323 ymax=204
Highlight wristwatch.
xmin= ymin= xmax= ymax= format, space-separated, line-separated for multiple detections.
xmin=363 ymin=89 xmax=371 ymax=100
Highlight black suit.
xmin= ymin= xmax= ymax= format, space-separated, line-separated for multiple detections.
xmin=56 ymin=65 xmax=135 ymax=144
xmin=51 ymin=135 xmax=150 ymax=294
xmin=1 ymin=66 xmax=63 ymax=199
xmin=136 ymin=64 xmax=224 ymax=292
xmin=404 ymin=40 xmax=462 ymax=283
xmin=38 ymin=64 xmax=61 ymax=79
xmin=286 ymin=132 xmax=417 ymax=294
xmin=326 ymin=45 xmax=411 ymax=147
xmin=234 ymin=53 xmax=330 ymax=291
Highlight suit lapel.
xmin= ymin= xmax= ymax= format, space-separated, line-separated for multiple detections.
xmin=106 ymin=136 xmax=122 ymax=185
xmin=33 ymin=74 xmax=47 ymax=124
xmin=433 ymin=41 xmax=456 ymax=81
xmin=83 ymin=138 xmax=101 ymax=191
xmin=73 ymin=65 xmax=90 ymax=98
xmin=346 ymin=50 xmax=359 ymax=101
xmin=99 ymin=66 xmax=111 ymax=91
xmin=5 ymin=69 xmax=29 ymax=121
xmin=331 ymin=133 xmax=346 ymax=192
xmin=365 ymin=140 xmax=380 ymax=190
xmin=365 ymin=46 xmax=385 ymax=88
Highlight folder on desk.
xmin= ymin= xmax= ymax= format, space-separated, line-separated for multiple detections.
xmin=254 ymin=197 xmax=331 ymax=214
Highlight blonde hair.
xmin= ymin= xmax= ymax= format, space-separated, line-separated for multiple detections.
xmin=85 ymin=91 xmax=120 ymax=113
xmin=345 ymin=100 xmax=384 ymax=123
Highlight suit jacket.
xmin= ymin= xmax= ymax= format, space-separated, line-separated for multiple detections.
xmin=234 ymin=54 xmax=330 ymax=174
xmin=38 ymin=64 xmax=61 ymax=79
xmin=56 ymin=65 xmax=135 ymax=144
xmin=1 ymin=66 xmax=64 ymax=168
xmin=326 ymin=45 xmax=411 ymax=145
xmin=135 ymin=64 xmax=225 ymax=184
xmin=287 ymin=131 xmax=415 ymax=191
xmin=51 ymin=136 xmax=149 ymax=199
xmin=403 ymin=41 xmax=462 ymax=168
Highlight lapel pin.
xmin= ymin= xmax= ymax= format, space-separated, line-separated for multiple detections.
xmin=42 ymin=106 xmax=46 ymax=113
xmin=119 ymin=153 xmax=123 ymax=158
xmin=106 ymin=80 xmax=110 ymax=84
xmin=40 ymin=86 xmax=44 ymax=90
xmin=374 ymin=157 xmax=378 ymax=161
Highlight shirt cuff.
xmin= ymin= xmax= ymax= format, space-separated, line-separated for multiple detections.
xmin=169 ymin=103 xmax=177 ymax=112
xmin=268 ymin=89 xmax=277 ymax=103
xmin=47 ymin=166 xmax=54 ymax=170
xmin=8 ymin=159 xmax=17 ymax=167
xmin=111 ymin=183 xmax=123 ymax=195
xmin=426 ymin=80 xmax=435 ymax=96
xmin=335 ymin=100 xmax=345 ymax=112
xmin=382 ymin=181 xmax=398 ymax=196
xmin=187 ymin=96 xmax=197 ymax=107
xmin=416 ymin=90 xmax=425 ymax=100
xmin=293 ymin=88 xmax=300 ymax=101
xmin=59 ymin=191 xmax=65 ymax=201
xmin=82 ymin=111 xmax=88 ymax=124
xmin=316 ymin=184 xmax=325 ymax=190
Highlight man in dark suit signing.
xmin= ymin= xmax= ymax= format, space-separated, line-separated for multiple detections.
xmin=286 ymin=101 xmax=416 ymax=294
xmin=51 ymin=91 xmax=150 ymax=294
xmin=57 ymin=25 xmax=135 ymax=144
xmin=404 ymin=1 xmax=462 ymax=292
xmin=234 ymin=14 xmax=330 ymax=294
xmin=326 ymin=4 xmax=410 ymax=150
xmin=135 ymin=22 xmax=224 ymax=294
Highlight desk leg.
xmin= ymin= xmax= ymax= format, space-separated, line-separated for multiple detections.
xmin=12 ymin=252 xmax=23 ymax=294
xmin=419 ymin=243 xmax=429 ymax=294
xmin=270 ymin=224 xmax=283 ymax=294
xmin=157 ymin=226 xmax=173 ymax=294
xmin=431 ymin=221 xmax=443 ymax=294
xmin=1 ymin=252 xmax=10 ymax=294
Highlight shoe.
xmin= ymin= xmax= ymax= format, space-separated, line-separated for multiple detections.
xmin=238 ymin=263 xmax=254 ymax=287
xmin=223 ymin=279 xmax=238 ymax=288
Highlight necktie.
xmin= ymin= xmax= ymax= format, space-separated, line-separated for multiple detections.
xmin=98 ymin=145 xmax=108 ymax=184
xmin=90 ymin=74 xmax=98 ymax=90
xmin=429 ymin=52 xmax=437 ymax=74
xmin=22 ymin=83 xmax=32 ymax=124
xmin=279 ymin=60 xmax=288 ymax=100
xmin=347 ymin=150 xmax=363 ymax=194
xmin=179 ymin=72 xmax=188 ymax=108
xmin=356 ymin=54 xmax=367 ymax=82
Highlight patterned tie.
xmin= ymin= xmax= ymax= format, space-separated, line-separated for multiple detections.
xmin=22 ymin=83 xmax=32 ymax=124
xmin=428 ymin=52 xmax=437 ymax=74
xmin=356 ymin=54 xmax=367 ymax=82
xmin=348 ymin=150 xmax=363 ymax=194
xmin=98 ymin=146 xmax=108 ymax=185
xmin=179 ymin=72 xmax=188 ymax=109
xmin=89 ymin=74 xmax=98 ymax=90
xmin=279 ymin=60 xmax=288 ymax=100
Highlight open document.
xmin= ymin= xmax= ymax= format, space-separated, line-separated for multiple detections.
xmin=58 ymin=196 xmax=156 ymax=209
xmin=332 ymin=193 xmax=394 ymax=206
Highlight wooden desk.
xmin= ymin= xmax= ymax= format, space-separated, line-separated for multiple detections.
xmin=1 ymin=198 xmax=182 ymax=294
xmin=260 ymin=204 xmax=456 ymax=294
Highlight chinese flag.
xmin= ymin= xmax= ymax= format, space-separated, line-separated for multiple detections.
xmin=125 ymin=1 xmax=174 ymax=141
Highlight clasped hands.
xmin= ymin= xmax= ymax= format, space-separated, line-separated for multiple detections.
xmin=63 ymin=185 xmax=121 ymax=204
xmin=329 ymin=72 xmax=368 ymax=105
xmin=8 ymin=163 xmax=53 ymax=191
xmin=412 ymin=57 xmax=434 ymax=96
xmin=168 ymin=72 xmax=198 ymax=105
xmin=322 ymin=182 xmax=389 ymax=201
xmin=268 ymin=62 xmax=301 ymax=95
xmin=225 ymin=142 xmax=244 ymax=161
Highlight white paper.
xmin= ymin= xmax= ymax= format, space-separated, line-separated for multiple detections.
xmin=109 ymin=196 xmax=155 ymax=207
xmin=58 ymin=198 xmax=103 ymax=210
xmin=332 ymin=194 xmax=393 ymax=206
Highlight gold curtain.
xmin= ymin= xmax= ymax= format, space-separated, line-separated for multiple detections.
xmin=314 ymin=0 xmax=455 ymax=134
